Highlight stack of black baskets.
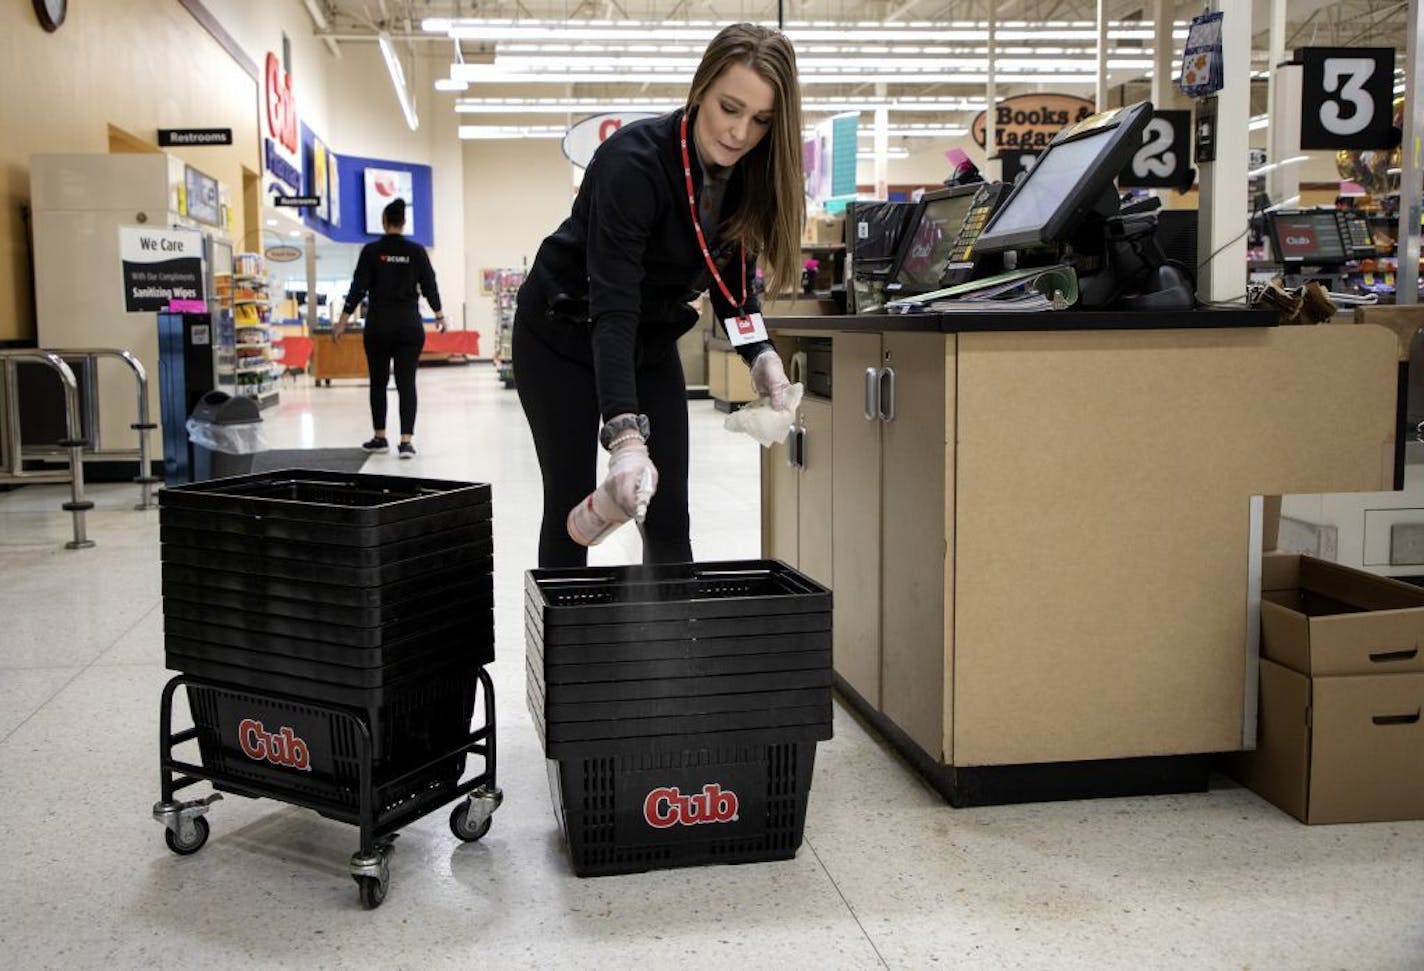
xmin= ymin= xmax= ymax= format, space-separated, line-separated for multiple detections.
xmin=153 ymin=470 xmax=501 ymax=909
xmin=526 ymin=559 xmax=832 ymax=876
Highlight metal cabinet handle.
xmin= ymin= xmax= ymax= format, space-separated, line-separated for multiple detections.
xmin=864 ymin=367 xmax=880 ymax=420
xmin=785 ymin=424 xmax=799 ymax=468
xmin=796 ymin=426 xmax=807 ymax=468
xmin=879 ymin=366 xmax=897 ymax=422
xmin=790 ymin=351 xmax=807 ymax=386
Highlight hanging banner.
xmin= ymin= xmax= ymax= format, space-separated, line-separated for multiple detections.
xmin=118 ymin=227 xmax=204 ymax=312
xmin=1298 ymin=47 xmax=1396 ymax=150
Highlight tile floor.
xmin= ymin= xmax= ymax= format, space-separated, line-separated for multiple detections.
xmin=1 ymin=364 xmax=1421 ymax=968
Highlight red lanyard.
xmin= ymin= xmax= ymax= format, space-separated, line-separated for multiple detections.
xmin=679 ymin=112 xmax=748 ymax=323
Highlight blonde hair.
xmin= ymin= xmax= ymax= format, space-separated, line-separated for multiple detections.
xmin=686 ymin=23 xmax=804 ymax=297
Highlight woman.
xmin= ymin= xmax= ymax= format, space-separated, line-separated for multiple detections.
xmin=334 ymin=197 xmax=444 ymax=459
xmin=514 ymin=22 xmax=803 ymax=567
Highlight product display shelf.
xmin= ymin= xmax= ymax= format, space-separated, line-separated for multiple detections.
xmin=212 ymin=271 xmax=237 ymax=390
xmin=233 ymin=252 xmax=280 ymax=409
xmin=492 ymin=268 xmax=523 ymax=389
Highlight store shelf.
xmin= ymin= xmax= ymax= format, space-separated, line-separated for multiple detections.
xmin=224 ymin=253 xmax=280 ymax=413
xmin=492 ymin=268 xmax=524 ymax=390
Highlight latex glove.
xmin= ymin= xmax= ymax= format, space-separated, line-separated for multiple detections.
xmin=603 ymin=425 xmax=659 ymax=521
xmin=750 ymin=348 xmax=792 ymax=410
xmin=724 ymin=383 xmax=804 ymax=447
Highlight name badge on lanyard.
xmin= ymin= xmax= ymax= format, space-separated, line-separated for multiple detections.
xmin=723 ymin=311 xmax=768 ymax=346
xmin=680 ymin=113 xmax=766 ymax=347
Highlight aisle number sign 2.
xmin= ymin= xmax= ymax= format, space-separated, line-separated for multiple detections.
xmin=1118 ymin=110 xmax=1192 ymax=189
xmin=561 ymin=112 xmax=658 ymax=169
xmin=1298 ymin=47 xmax=1395 ymax=150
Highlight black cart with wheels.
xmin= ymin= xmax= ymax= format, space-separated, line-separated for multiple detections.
xmin=151 ymin=470 xmax=501 ymax=909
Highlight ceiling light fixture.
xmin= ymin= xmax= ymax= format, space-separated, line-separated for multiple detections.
xmin=378 ymin=31 xmax=419 ymax=131
xmin=449 ymin=65 xmax=1101 ymax=85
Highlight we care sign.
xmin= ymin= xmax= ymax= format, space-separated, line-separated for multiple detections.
xmin=119 ymin=227 xmax=205 ymax=313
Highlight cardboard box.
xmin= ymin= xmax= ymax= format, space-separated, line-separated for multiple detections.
xmin=804 ymin=215 xmax=843 ymax=245
xmin=1262 ymin=495 xmax=1281 ymax=551
xmin=1261 ymin=555 xmax=1424 ymax=677
xmin=1232 ymin=554 xmax=1424 ymax=823
xmin=1239 ymin=660 xmax=1424 ymax=824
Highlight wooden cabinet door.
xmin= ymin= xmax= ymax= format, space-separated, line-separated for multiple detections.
xmin=879 ymin=332 xmax=951 ymax=760
xmin=796 ymin=396 xmax=834 ymax=589
xmin=761 ymin=431 xmax=799 ymax=567
xmin=831 ymin=333 xmax=884 ymax=705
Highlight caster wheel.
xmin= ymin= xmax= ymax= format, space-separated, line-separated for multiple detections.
xmin=164 ymin=815 xmax=209 ymax=856
xmin=356 ymin=874 xmax=387 ymax=910
xmin=449 ymin=802 xmax=493 ymax=842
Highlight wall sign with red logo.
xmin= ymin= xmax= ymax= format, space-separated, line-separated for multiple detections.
xmin=561 ymin=112 xmax=659 ymax=169
xmin=264 ymin=51 xmax=302 ymax=195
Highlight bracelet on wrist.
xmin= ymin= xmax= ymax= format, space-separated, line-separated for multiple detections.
xmin=599 ymin=414 xmax=650 ymax=450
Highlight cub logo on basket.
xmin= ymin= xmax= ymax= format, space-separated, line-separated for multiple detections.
xmin=643 ymin=784 xmax=738 ymax=828
xmin=237 ymin=718 xmax=312 ymax=772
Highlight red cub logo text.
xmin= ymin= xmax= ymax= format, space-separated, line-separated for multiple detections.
xmin=237 ymin=718 xmax=311 ymax=772
xmin=265 ymin=52 xmax=298 ymax=154
xmin=643 ymin=784 xmax=738 ymax=828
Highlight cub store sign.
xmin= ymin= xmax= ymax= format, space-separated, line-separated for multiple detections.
xmin=972 ymin=93 xmax=1096 ymax=152
xmin=562 ymin=112 xmax=658 ymax=169
xmin=264 ymin=51 xmax=302 ymax=195
xmin=118 ymin=227 xmax=204 ymax=312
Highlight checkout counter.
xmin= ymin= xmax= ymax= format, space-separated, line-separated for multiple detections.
xmin=759 ymin=101 xmax=1402 ymax=805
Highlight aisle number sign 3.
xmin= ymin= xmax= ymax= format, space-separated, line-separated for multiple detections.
xmin=1298 ymin=47 xmax=1396 ymax=150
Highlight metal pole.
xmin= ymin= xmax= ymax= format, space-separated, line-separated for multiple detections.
xmin=1198 ymin=0 xmax=1251 ymax=303
xmin=122 ymin=350 xmax=157 ymax=509
xmin=1398 ymin=0 xmax=1423 ymax=305
xmin=1096 ymin=0 xmax=1110 ymax=111
xmin=3 ymin=359 xmax=22 ymax=477
xmin=985 ymin=10 xmax=999 ymax=182
xmin=58 ymin=356 xmax=94 ymax=549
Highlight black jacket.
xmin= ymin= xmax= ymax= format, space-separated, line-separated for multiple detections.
xmin=520 ymin=109 xmax=773 ymax=419
xmin=343 ymin=233 xmax=441 ymax=321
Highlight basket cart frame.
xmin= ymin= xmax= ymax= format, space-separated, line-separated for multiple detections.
xmin=152 ymin=669 xmax=502 ymax=909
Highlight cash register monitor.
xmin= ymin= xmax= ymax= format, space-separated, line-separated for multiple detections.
xmin=889 ymin=186 xmax=980 ymax=291
xmin=972 ymin=101 xmax=1154 ymax=255
xmin=1267 ymin=210 xmax=1347 ymax=265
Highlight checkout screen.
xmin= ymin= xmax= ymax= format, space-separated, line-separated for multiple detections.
xmin=896 ymin=193 xmax=975 ymax=290
xmin=1272 ymin=212 xmax=1346 ymax=264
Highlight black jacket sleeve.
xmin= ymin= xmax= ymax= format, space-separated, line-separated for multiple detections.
xmin=343 ymin=244 xmax=374 ymax=315
xmin=416 ymin=246 xmax=442 ymax=314
xmin=585 ymin=149 xmax=661 ymax=421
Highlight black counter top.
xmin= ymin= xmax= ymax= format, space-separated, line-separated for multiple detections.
xmin=765 ymin=307 xmax=1277 ymax=333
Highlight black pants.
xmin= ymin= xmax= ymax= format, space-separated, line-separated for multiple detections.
xmin=513 ymin=311 xmax=690 ymax=568
xmin=363 ymin=317 xmax=425 ymax=436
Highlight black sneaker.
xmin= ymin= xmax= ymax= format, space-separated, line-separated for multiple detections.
xmin=398 ymin=442 xmax=416 ymax=459
xmin=361 ymin=437 xmax=389 ymax=453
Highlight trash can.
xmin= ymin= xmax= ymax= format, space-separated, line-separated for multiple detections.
xmin=185 ymin=391 xmax=265 ymax=481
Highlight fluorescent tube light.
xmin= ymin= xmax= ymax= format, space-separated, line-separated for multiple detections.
xmin=1247 ymin=155 xmax=1308 ymax=178
xmin=378 ymin=31 xmax=419 ymax=131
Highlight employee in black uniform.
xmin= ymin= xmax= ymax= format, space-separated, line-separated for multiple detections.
xmin=334 ymin=198 xmax=444 ymax=459
xmin=514 ymin=22 xmax=804 ymax=567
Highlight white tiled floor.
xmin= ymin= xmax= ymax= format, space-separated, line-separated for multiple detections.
xmin=2 ymin=364 xmax=1422 ymax=968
